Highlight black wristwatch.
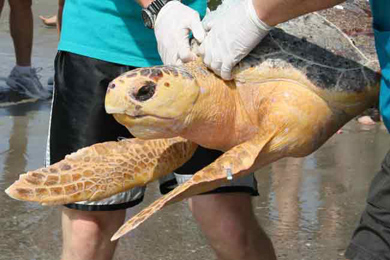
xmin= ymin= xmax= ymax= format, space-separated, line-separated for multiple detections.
xmin=141 ymin=0 xmax=174 ymax=29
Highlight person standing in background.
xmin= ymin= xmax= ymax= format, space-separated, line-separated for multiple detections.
xmin=0 ymin=0 xmax=51 ymax=98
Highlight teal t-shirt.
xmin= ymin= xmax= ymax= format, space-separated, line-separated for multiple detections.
xmin=370 ymin=0 xmax=390 ymax=131
xmin=58 ymin=0 xmax=207 ymax=67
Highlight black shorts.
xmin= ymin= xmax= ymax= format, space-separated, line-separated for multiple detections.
xmin=345 ymin=149 xmax=390 ymax=260
xmin=47 ymin=51 xmax=258 ymax=211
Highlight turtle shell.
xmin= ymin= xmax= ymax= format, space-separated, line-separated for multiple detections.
xmin=206 ymin=0 xmax=379 ymax=93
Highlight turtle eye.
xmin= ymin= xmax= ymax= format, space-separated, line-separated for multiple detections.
xmin=134 ymin=81 xmax=156 ymax=101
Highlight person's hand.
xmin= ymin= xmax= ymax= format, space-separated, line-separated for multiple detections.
xmin=39 ymin=15 xmax=57 ymax=27
xmin=199 ymin=0 xmax=272 ymax=80
xmin=155 ymin=1 xmax=205 ymax=65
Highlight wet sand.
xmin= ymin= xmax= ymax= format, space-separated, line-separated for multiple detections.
xmin=1 ymin=1 xmax=390 ymax=260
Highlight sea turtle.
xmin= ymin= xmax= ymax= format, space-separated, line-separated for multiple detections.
xmin=6 ymin=1 xmax=380 ymax=241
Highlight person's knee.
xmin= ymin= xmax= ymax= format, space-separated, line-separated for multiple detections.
xmin=62 ymin=211 xmax=102 ymax=259
xmin=63 ymin=207 xmax=125 ymax=237
xmin=64 ymin=208 xmax=125 ymax=257
xmin=62 ymin=208 xmax=125 ymax=260
xmin=8 ymin=0 xmax=32 ymax=11
xmin=216 ymin=216 xmax=251 ymax=254
xmin=62 ymin=209 xmax=107 ymax=247
xmin=189 ymin=193 xmax=255 ymax=223
xmin=189 ymin=194 xmax=257 ymax=248
xmin=68 ymin=214 xmax=103 ymax=239
xmin=189 ymin=193 xmax=276 ymax=260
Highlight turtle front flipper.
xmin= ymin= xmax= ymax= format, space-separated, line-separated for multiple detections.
xmin=111 ymin=133 xmax=276 ymax=240
xmin=6 ymin=137 xmax=197 ymax=205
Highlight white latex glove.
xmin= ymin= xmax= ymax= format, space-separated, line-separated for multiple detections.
xmin=155 ymin=1 xmax=205 ymax=65
xmin=199 ymin=0 xmax=272 ymax=80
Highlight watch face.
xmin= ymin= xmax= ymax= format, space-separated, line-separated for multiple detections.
xmin=142 ymin=10 xmax=154 ymax=29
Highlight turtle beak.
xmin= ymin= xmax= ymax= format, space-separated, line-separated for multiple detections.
xmin=105 ymin=81 xmax=128 ymax=115
xmin=112 ymin=113 xmax=136 ymax=128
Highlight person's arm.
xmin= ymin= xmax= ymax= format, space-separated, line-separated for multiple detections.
xmin=254 ymin=0 xmax=345 ymax=26
xmin=200 ymin=0 xmax=345 ymax=80
xmin=57 ymin=0 xmax=65 ymax=36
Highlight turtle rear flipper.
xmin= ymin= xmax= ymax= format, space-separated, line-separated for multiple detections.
xmin=5 ymin=137 xmax=197 ymax=205
xmin=111 ymin=133 xmax=276 ymax=240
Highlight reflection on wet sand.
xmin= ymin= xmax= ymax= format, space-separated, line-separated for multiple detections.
xmin=271 ymin=158 xmax=304 ymax=243
xmin=3 ymin=107 xmax=29 ymax=177
xmin=316 ymin=123 xmax=383 ymax=254
xmin=317 ymin=135 xmax=351 ymax=247
xmin=0 ymin=101 xmax=62 ymax=260
xmin=0 ymin=106 xmax=30 ymax=260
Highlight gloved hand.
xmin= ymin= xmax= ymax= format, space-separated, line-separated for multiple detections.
xmin=155 ymin=1 xmax=205 ymax=65
xmin=199 ymin=0 xmax=272 ymax=80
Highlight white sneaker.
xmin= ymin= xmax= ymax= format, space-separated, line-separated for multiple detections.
xmin=6 ymin=67 xmax=51 ymax=99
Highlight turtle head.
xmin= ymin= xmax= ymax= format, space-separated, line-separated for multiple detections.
xmin=105 ymin=66 xmax=200 ymax=139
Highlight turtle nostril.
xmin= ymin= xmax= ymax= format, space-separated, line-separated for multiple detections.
xmin=108 ymin=83 xmax=116 ymax=89
xmin=134 ymin=81 xmax=156 ymax=101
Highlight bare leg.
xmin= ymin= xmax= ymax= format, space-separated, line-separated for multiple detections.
xmin=189 ymin=193 xmax=277 ymax=260
xmin=61 ymin=207 xmax=126 ymax=260
xmin=8 ymin=0 xmax=33 ymax=66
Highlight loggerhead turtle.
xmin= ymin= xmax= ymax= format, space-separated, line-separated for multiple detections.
xmin=6 ymin=2 xmax=380 ymax=241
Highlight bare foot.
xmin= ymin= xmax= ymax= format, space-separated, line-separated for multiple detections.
xmin=39 ymin=15 xmax=57 ymax=27
xmin=357 ymin=115 xmax=376 ymax=125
